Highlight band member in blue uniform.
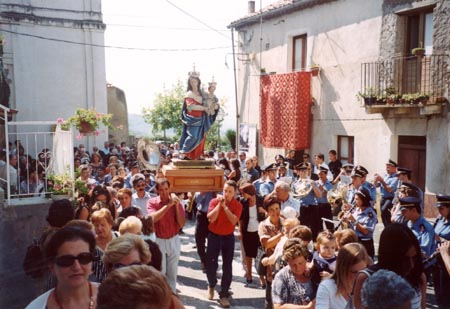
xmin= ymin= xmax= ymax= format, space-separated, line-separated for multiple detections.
xmin=292 ymin=162 xmax=321 ymax=239
xmin=315 ymin=166 xmax=334 ymax=231
xmin=342 ymin=187 xmax=377 ymax=259
xmin=400 ymin=196 xmax=437 ymax=260
xmin=433 ymin=194 xmax=450 ymax=307
xmin=375 ymin=159 xmax=399 ymax=227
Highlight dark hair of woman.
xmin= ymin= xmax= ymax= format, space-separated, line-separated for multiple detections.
xmin=263 ymin=194 xmax=280 ymax=211
xmin=218 ymin=158 xmax=230 ymax=171
xmin=45 ymin=226 xmax=96 ymax=262
xmin=376 ymin=223 xmax=423 ymax=288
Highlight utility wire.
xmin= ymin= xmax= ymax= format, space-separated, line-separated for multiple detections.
xmin=106 ymin=23 xmax=229 ymax=32
xmin=165 ymin=0 xmax=231 ymax=40
xmin=0 ymin=28 xmax=230 ymax=52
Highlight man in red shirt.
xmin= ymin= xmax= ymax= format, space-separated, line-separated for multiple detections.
xmin=147 ymin=178 xmax=186 ymax=293
xmin=206 ymin=180 xmax=243 ymax=308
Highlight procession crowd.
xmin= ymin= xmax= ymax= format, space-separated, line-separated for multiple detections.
xmin=24 ymin=141 xmax=450 ymax=309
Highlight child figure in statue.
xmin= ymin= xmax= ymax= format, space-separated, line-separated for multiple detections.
xmin=179 ymin=68 xmax=219 ymax=160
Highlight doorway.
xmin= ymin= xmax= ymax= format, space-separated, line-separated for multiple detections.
xmin=398 ymin=136 xmax=426 ymax=191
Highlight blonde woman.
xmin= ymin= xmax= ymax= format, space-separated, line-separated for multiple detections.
xmin=316 ymin=243 xmax=370 ymax=309
xmin=103 ymin=234 xmax=151 ymax=272
xmin=91 ymin=208 xmax=117 ymax=251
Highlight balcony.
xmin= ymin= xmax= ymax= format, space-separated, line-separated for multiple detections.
xmin=360 ymin=54 xmax=448 ymax=115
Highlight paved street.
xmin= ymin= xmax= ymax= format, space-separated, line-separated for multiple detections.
xmin=176 ymin=217 xmax=438 ymax=308
xmin=177 ymin=220 xmax=265 ymax=308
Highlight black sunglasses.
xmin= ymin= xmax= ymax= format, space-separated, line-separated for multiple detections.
xmin=54 ymin=252 xmax=96 ymax=267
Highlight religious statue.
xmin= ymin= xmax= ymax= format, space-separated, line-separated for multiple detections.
xmin=179 ymin=67 xmax=219 ymax=160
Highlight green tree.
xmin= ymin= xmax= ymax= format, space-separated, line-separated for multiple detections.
xmin=205 ymin=98 xmax=228 ymax=152
xmin=225 ymin=129 xmax=236 ymax=151
xmin=142 ymin=80 xmax=185 ymax=141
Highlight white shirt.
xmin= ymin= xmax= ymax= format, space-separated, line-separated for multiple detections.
xmin=132 ymin=191 xmax=151 ymax=215
xmin=316 ymin=279 xmax=348 ymax=309
xmin=280 ymin=195 xmax=300 ymax=217
xmin=247 ymin=205 xmax=259 ymax=232
xmin=26 ymin=289 xmax=53 ymax=309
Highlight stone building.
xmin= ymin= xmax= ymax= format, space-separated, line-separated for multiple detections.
xmin=228 ymin=0 xmax=449 ymax=214
xmin=0 ymin=0 xmax=108 ymax=150
xmin=107 ymin=83 xmax=129 ymax=145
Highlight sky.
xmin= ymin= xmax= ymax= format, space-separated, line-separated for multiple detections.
xmin=102 ymin=0 xmax=277 ymax=131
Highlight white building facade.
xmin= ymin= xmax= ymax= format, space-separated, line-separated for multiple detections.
xmin=229 ymin=0 xmax=449 ymax=214
xmin=0 ymin=0 xmax=107 ymax=147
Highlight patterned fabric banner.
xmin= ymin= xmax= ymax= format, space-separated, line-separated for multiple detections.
xmin=259 ymin=71 xmax=311 ymax=150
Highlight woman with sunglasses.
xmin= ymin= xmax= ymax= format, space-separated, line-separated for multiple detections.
xmin=316 ymin=243 xmax=370 ymax=308
xmin=26 ymin=226 xmax=98 ymax=309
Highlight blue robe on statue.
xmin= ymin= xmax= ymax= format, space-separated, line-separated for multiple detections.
xmin=179 ymin=91 xmax=218 ymax=159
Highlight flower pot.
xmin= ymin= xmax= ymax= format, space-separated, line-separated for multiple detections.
xmin=364 ymin=97 xmax=376 ymax=106
xmin=413 ymin=49 xmax=425 ymax=57
xmin=51 ymin=194 xmax=70 ymax=201
xmin=310 ymin=67 xmax=320 ymax=77
xmin=79 ymin=121 xmax=94 ymax=135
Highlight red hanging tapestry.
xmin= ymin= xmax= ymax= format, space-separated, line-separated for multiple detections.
xmin=259 ymin=71 xmax=311 ymax=150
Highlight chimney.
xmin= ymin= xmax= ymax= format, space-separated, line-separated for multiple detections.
xmin=248 ymin=1 xmax=255 ymax=14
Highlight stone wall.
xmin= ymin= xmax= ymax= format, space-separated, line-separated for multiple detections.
xmin=0 ymin=197 xmax=52 ymax=308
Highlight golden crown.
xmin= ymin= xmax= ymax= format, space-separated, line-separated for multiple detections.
xmin=208 ymin=76 xmax=217 ymax=87
xmin=188 ymin=64 xmax=200 ymax=78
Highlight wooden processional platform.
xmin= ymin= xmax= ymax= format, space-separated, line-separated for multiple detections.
xmin=162 ymin=159 xmax=224 ymax=192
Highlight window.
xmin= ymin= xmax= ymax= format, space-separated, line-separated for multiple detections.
xmin=292 ymin=35 xmax=307 ymax=71
xmin=337 ymin=136 xmax=354 ymax=164
xmin=406 ymin=10 xmax=433 ymax=55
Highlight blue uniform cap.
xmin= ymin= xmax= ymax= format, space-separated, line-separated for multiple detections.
xmin=386 ymin=159 xmax=397 ymax=167
xmin=264 ymin=163 xmax=278 ymax=172
xmin=400 ymin=182 xmax=421 ymax=199
xmin=399 ymin=196 xmax=421 ymax=211
xmin=396 ymin=167 xmax=412 ymax=177
xmin=435 ymin=194 xmax=450 ymax=207
xmin=354 ymin=165 xmax=368 ymax=177
xmin=295 ymin=162 xmax=309 ymax=170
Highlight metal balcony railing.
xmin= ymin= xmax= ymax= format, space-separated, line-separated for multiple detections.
xmin=0 ymin=104 xmax=74 ymax=205
xmin=361 ymin=54 xmax=448 ymax=104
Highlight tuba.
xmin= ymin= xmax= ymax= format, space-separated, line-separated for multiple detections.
xmin=137 ymin=138 xmax=161 ymax=172
xmin=293 ymin=178 xmax=313 ymax=198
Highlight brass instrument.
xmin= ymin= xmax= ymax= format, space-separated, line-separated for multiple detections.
xmin=292 ymin=178 xmax=313 ymax=198
xmin=335 ymin=203 xmax=357 ymax=231
xmin=137 ymin=138 xmax=161 ymax=171
xmin=327 ymin=184 xmax=348 ymax=216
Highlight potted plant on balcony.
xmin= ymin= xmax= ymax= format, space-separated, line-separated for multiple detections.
xmin=310 ymin=64 xmax=320 ymax=77
xmin=357 ymin=87 xmax=377 ymax=106
xmin=47 ymin=172 xmax=73 ymax=200
xmin=417 ymin=92 xmax=430 ymax=105
xmin=412 ymin=47 xmax=425 ymax=57
xmin=63 ymin=108 xmax=115 ymax=136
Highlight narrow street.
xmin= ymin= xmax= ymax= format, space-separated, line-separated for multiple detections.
xmin=177 ymin=219 xmax=265 ymax=308
xmin=176 ymin=216 xmax=438 ymax=308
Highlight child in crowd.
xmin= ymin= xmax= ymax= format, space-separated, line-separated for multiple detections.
xmin=312 ymin=230 xmax=337 ymax=284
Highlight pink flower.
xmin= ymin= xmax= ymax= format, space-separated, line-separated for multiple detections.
xmin=76 ymin=134 xmax=83 ymax=140
xmin=94 ymin=131 xmax=99 ymax=136
xmin=57 ymin=117 xmax=64 ymax=124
